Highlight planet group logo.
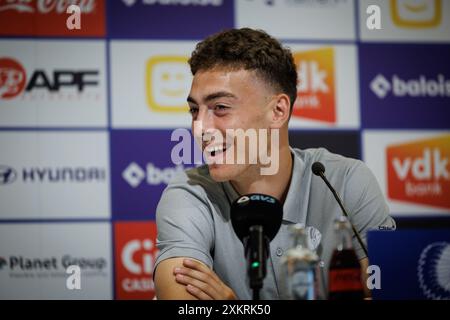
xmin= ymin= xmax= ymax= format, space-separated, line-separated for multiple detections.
xmin=292 ymin=48 xmax=336 ymax=123
xmin=0 ymin=57 xmax=26 ymax=99
xmin=114 ymin=221 xmax=158 ymax=300
xmin=390 ymin=0 xmax=442 ymax=28
xmin=386 ymin=134 xmax=450 ymax=210
xmin=146 ymin=56 xmax=191 ymax=113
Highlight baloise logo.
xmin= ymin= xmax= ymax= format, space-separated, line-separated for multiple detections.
xmin=370 ymin=73 xmax=450 ymax=99
xmin=122 ymin=162 xmax=185 ymax=188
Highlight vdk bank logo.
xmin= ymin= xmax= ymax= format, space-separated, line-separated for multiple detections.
xmin=370 ymin=73 xmax=450 ymax=99
xmin=292 ymin=48 xmax=336 ymax=123
xmin=386 ymin=135 xmax=450 ymax=210
xmin=146 ymin=56 xmax=191 ymax=113
xmin=390 ymin=0 xmax=442 ymax=28
xmin=115 ymin=222 xmax=158 ymax=299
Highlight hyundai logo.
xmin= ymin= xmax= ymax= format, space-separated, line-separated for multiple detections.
xmin=0 ymin=165 xmax=17 ymax=185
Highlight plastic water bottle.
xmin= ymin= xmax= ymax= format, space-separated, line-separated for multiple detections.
xmin=280 ymin=224 xmax=325 ymax=300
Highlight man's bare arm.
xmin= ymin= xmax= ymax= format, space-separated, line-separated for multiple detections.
xmin=360 ymin=257 xmax=371 ymax=299
xmin=155 ymin=257 xmax=237 ymax=300
xmin=154 ymin=257 xmax=197 ymax=300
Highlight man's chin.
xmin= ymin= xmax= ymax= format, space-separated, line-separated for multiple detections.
xmin=207 ymin=164 xmax=236 ymax=182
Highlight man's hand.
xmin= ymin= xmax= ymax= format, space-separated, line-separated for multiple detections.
xmin=173 ymin=258 xmax=237 ymax=300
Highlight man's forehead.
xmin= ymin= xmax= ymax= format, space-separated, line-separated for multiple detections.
xmin=193 ymin=67 xmax=253 ymax=80
xmin=191 ymin=68 xmax=267 ymax=91
xmin=188 ymin=68 xmax=274 ymax=104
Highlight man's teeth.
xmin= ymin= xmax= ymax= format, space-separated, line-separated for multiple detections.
xmin=207 ymin=146 xmax=226 ymax=156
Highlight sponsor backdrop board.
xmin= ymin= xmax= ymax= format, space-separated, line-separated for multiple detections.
xmin=0 ymin=222 xmax=112 ymax=299
xmin=0 ymin=131 xmax=110 ymax=219
xmin=363 ymin=131 xmax=450 ymax=215
xmin=0 ymin=0 xmax=449 ymax=299
xmin=110 ymin=41 xmax=195 ymax=128
xmin=359 ymin=0 xmax=450 ymax=43
xmin=0 ymin=40 xmax=107 ymax=127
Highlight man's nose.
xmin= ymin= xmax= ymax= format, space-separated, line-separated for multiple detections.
xmin=194 ymin=108 xmax=216 ymax=142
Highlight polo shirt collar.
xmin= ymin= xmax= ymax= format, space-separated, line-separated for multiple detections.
xmin=222 ymin=148 xmax=308 ymax=225
xmin=282 ymin=148 xmax=309 ymax=224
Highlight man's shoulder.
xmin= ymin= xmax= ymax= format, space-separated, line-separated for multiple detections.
xmin=166 ymin=164 xmax=224 ymax=198
xmin=292 ymin=147 xmax=364 ymax=177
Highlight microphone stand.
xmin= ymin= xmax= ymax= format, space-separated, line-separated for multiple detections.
xmin=246 ymin=225 xmax=269 ymax=300
xmin=316 ymin=170 xmax=369 ymax=257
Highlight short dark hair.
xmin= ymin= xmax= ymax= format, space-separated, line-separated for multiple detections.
xmin=188 ymin=28 xmax=298 ymax=111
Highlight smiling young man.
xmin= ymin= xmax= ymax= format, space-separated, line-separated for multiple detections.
xmin=153 ymin=28 xmax=396 ymax=300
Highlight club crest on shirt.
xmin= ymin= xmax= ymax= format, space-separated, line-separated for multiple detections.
xmin=306 ymin=226 xmax=322 ymax=251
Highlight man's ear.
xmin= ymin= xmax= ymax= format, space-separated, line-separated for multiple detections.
xmin=270 ymin=93 xmax=291 ymax=129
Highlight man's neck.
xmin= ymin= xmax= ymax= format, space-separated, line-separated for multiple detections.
xmin=230 ymin=144 xmax=293 ymax=203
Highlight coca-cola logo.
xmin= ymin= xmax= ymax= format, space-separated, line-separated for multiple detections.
xmin=0 ymin=57 xmax=26 ymax=99
xmin=0 ymin=0 xmax=96 ymax=14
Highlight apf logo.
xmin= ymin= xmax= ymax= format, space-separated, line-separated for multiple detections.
xmin=0 ymin=56 xmax=99 ymax=100
xmin=0 ymin=57 xmax=26 ymax=99
xmin=146 ymin=56 xmax=191 ymax=113
xmin=292 ymin=48 xmax=336 ymax=123
xmin=386 ymin=135 xmax=450 ymax=210
xmin=390 ymin=0 xmax=442 ymax=28
xmin=0 ymin=256 xmax=7 ymax=269
xmin=114 ymin=221 xmax=158 ymax=299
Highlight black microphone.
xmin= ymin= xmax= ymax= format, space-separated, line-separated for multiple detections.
xmin=311 ymin=162 xmax=369 ymax=257
xmin=230 ymin=194 xmax=283 ymax=300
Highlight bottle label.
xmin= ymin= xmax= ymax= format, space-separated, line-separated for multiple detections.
xmin=329 ymin=268 xmax=363 ymax=292
xmin=290 ymin=269 xmax=315 ymax=300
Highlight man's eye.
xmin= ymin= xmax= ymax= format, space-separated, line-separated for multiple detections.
xmin=215 ymin=105 xmax=229 ymax=111
xmin=189 ymin=107 xmax=198 ymax=114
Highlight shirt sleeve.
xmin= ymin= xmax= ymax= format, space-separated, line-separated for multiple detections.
xmin=343 ymin=160 xmax=396 ymax=259
xmin=154 ymin=179 xmax=215 ymax=274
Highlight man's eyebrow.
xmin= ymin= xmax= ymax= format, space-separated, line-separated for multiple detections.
xmin=187 ymin=91 xmax=237 ymax=104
